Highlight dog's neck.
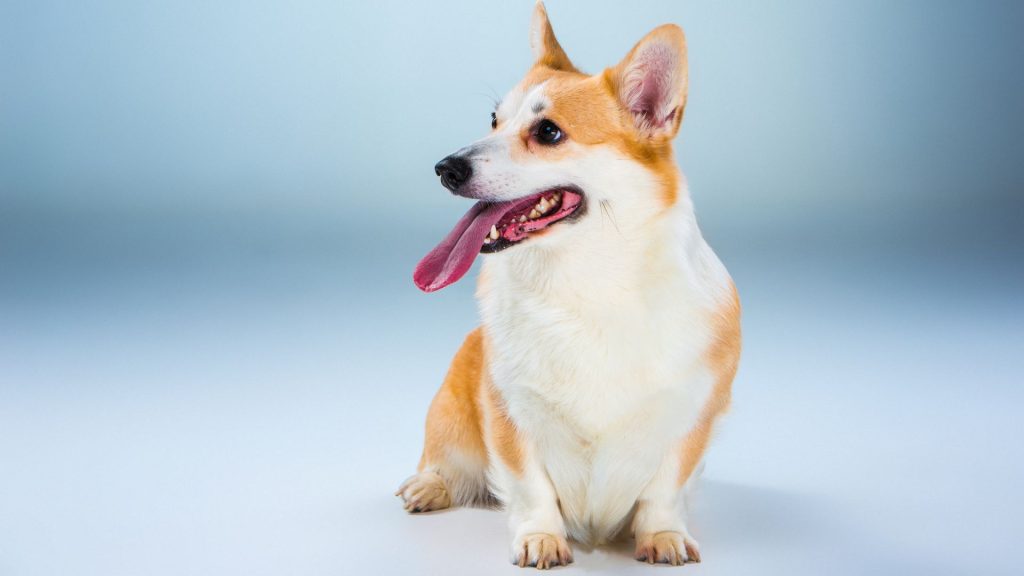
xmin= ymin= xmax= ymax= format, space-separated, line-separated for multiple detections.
xmin=478 ymin=191 xmax=706 ymax=312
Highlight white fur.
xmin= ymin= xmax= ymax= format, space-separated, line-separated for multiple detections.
xmin=471 ymin=83 xmax=733 ymax=548
xmin=459 ymin=84 xmax=558 ymax=202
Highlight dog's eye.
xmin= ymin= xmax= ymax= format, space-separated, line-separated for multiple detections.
xmin=490 ymin=112 xmax=497 ymax=130
xmin=535 ymin=119 xmax=563 ymax=145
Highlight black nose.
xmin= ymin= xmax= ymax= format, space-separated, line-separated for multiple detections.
xmin=434 ymin=155 xmax=472 ymax=192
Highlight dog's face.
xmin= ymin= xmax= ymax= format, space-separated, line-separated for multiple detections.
xmin=415 ymin=4 xmax=689 ymax=292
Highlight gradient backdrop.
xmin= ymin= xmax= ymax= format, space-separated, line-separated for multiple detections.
xmin=1 ymin=1 xmax=1022 ymax=575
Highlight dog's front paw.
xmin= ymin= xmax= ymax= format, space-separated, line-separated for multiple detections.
xmin=635 ymin=531 xmax=700 ymax=565
xmin=395 ymin=471 xmax=451 ymax=513
xmin=511 ymin=533 xmax=573 ymax=569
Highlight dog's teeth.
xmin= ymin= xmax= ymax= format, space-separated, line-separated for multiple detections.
xmin=519 ymin=215 xmax=527 ymax=223
xmin=483 ymin=237 xmax=491 ymax=244
xmin=490 ymin=225 xmax=499 ymax=240
xmin=538 ymin=198 xmax=550 ymax=212
xmin=529 ymin=209 xmax=541 ymax=219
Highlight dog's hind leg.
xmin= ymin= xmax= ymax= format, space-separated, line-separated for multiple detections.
xmin=397 ymin=328 xmax=491 ymax=512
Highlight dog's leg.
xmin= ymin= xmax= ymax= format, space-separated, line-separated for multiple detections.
xmin=397 ymin=329 xmax=490 ymax=512
xmin=480 ymin=381 xmax=572 ymax=569
xmin=632 ymin=289 xmax=739 ymax=562
xmin=503 ymin=455 xmax=573 ymax=569
xmin=631 ymin=444 xmax=700 ymax=565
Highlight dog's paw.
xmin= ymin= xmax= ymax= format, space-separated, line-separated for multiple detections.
xmin=635 ymin=531 xmax=700 ymax=565
xmin=395 ymin=471 xmax=451 ymax=513
xmin=511 ymin=533 xmax=573 ymax=569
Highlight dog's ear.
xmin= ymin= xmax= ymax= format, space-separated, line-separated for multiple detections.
xmin=610 ymin=24 xmax=688 ymax=138
xmin=530 ymin=1 xmax=576 ymax=72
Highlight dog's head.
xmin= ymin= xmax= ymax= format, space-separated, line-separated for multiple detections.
xmin=415 ymin=2 xmax=689 ymax=292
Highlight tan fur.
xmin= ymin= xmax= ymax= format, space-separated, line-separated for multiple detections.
xmin=481 ymin=365 xmax=526 ymax=476
xmin=418 ymin=328 xmax=526 ymax=483
xmin=505 ymin=39 xmax=685 ymax=207
xmin=677 ymin=283 xmax=742 ymax=486
xmin=418 ymin=329 xmax=488 ymax=472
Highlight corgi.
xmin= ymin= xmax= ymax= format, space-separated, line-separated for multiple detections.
xmin=399 ymin=2 xmax=741 ymax=569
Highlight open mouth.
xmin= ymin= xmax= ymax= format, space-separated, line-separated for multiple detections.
xmin=479 ymin=188 xmax=583 ymax=254
xmin=414 ymin=187 xmax=585 ymax=292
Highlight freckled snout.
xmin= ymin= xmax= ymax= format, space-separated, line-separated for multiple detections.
xmin=434 ymin=154 xmax=473 ymax=193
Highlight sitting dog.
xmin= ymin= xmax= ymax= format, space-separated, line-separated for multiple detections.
xmin=400 ymin=2 xmax=741 ymax=569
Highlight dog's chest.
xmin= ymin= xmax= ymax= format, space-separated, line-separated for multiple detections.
xmin=483 ymin=281 xmax=715 ymax=541
xmin=483 ymin=282 xmax=710 ymax=438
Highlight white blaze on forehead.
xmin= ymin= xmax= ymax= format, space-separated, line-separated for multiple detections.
xmin=496 ymin=82 xmax=549 ymax=131
xmin=463 ymin=82 xmax=577 ymax=203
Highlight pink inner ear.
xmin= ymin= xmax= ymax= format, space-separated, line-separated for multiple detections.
xmin=622 ymin=43 xmax=678 ymax=130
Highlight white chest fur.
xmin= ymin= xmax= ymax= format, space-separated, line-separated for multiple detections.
xmin=477 ymin=201 xmax=731 ymax=541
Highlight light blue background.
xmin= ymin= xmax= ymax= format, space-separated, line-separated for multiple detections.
xmin=1 ymin=2 xmax=1021 ymax=575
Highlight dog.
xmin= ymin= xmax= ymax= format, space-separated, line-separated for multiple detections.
xmin=399 ymin=2 xmax=741 ymax=569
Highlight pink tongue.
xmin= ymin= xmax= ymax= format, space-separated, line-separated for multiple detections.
xmin=414 ymin=201 xmax=512 ymax=292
